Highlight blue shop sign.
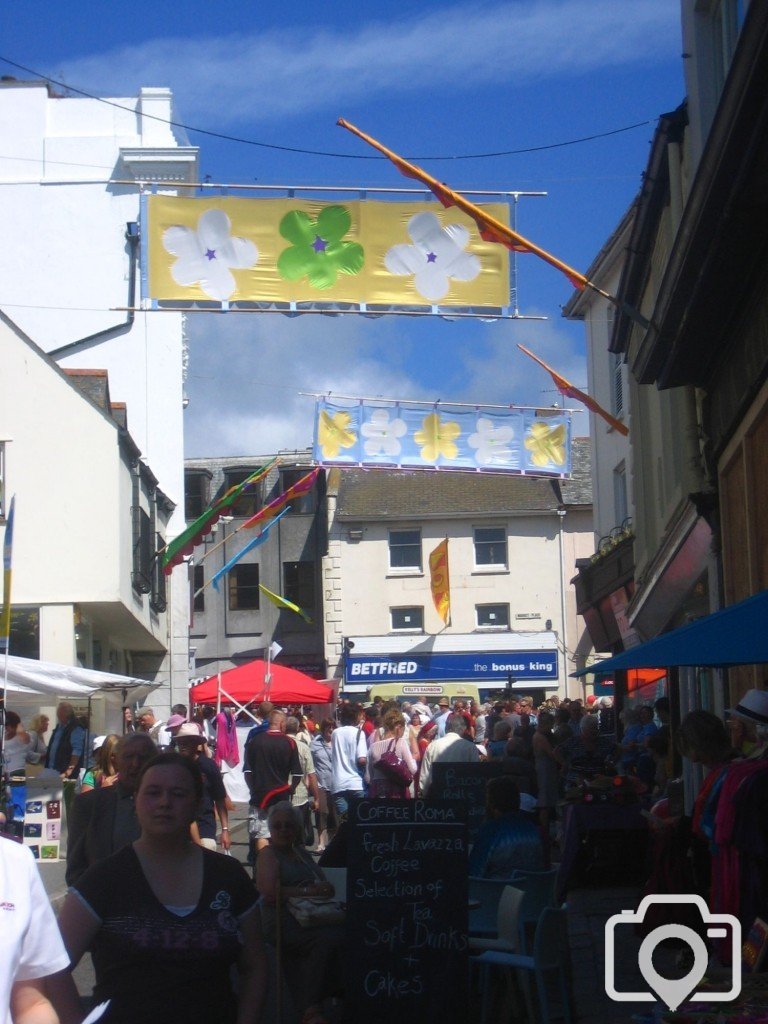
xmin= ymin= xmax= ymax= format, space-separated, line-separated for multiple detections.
xmin=344 ymin=650 xmax=558 ymax=684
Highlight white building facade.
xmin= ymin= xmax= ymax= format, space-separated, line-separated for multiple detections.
xmin=0 ymin=79 xmax=197 ymax=707
xmin=323 ymin=443 xmax=593 ymax=701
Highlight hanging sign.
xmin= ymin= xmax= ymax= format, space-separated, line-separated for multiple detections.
xmin=143 ymin=195 xmax=510 ymax=310
xmin=313 ymin=398 xmax=572 ymax=476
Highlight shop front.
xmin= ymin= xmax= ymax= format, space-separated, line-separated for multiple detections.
xmin=342 ymin=632 xmax=560 ymax=703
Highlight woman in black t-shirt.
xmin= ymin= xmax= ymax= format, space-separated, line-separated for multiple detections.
xmin=57 ymin=752 xmax=267 ymax=1024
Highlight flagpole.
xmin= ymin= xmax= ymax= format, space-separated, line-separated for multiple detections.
xmin=0 ymin=495 xmax=16 ymax=805
xmin=337 ymin=117 xmax=650 ymax=330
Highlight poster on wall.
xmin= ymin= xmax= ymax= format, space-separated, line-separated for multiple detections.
xmin=143 ymin=195 xmax=510 ymax=311
xmin=313 ymin=398 xmax=572 ymax=477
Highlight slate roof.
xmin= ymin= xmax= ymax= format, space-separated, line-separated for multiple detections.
xmin=336 ymin=438 xmax=591 ymax=520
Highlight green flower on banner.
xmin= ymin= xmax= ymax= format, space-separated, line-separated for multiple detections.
xmin=414 ymin=412 xmax=461 ymax=462
xmin=524 ymin=421 xmax=567 ymax=467
xmin=318 ymin=409 xmax=357 ymax=458
xmin=277 ymin=206 xmax=364 ymax=289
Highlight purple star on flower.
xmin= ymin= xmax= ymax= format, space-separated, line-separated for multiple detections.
xmin=205 ymin=248 xmax=216 ymax=261
xmin=312 ymin=236 xmax=328 ymax=253
xmin=426 ymin=251 xmax=437 ymax=263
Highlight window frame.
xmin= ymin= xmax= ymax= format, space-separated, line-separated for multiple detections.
xmin=223 ymin=469 xmax=262 ymax=519
xmin=279 ymin=468 xmax=317 ymax=514
xmin=473 ymin=526 xmax=508 ymax=570
xmin=228 ymin=562 xmax=261 ymax=611
xmin=283 ymin=560 xmax=316 ymax=617
xmin=476 ymin=603 xmax=510 ymax=629
xmin=388 ymin=528 xmax=422 ymax=572
xmin=390 ymin=606 xmax=425 ymax=633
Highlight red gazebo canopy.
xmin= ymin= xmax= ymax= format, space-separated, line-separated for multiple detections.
xmin=190 ymin=659 xmax=335 ymax=706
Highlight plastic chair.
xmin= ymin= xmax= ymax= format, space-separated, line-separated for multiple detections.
xmin=469 ymin=877 xmax=515 ymax=938
xmin=509 ymin=867 xmax=558 ymax=953
xmin=469 ymin=884 xmax=524 ymax=952
xmin=475 ymin=907 xmax=573 ymax=1024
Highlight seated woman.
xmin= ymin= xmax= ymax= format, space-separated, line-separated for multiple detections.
xmin=256 ymin=802 xmax=345 ymax=1024
xmin=366 ymin=708 xmax=417 ymax=798
xmin=56 ymin=752 xmax=266 ymax=1024
xmin=468 ymin=775 xmax=545 ymax=878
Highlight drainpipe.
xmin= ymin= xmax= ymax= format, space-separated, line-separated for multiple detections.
xmin=49 ymin=222 xmax=139 ymax=360
xmin=557 ymin=509 xmax=568 ymax=697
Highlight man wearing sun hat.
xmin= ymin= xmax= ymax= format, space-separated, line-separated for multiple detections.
xmin=173 ymin=723 xmax=231 ymax=851
xmin=433 ymin=697 xmax=452 ymax=738
xmin=727 ymin=688 xmax=768 ymax=756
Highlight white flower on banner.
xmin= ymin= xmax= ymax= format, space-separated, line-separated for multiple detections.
xmin=360 ymin=408 xmax=408 ymax=457
xmin=163 ymin=209 xmax=258 ymax=301
xmin=468 ymin=417 xmax=515 ymax=466
xmin=384 ymin=212 xmax=481 ymax=302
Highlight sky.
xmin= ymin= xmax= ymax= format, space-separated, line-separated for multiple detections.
xmin=0 ymin=1 xmax=685 ymax=457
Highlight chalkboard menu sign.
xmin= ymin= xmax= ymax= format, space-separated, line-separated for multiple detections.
xmin=429 ymin=761 xmax=504 ymax=843
xmin=345 ymin=799 xmax=468 ymax=1024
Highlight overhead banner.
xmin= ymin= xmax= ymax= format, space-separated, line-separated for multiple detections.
xmin=313 ymin=398 xmax=572 ymax=476
xmin=143 ymin=195 xmax=510 ymax=310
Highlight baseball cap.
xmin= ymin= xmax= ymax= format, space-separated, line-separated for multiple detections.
xmin=91 ymin=735 xmax=107 ymax=752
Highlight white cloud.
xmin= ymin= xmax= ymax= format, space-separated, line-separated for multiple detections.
xmin=61 ymin=0 xmax=678 ymax=127
xmin=454 ymin=314 xmax=590 ymax=435
xmin=183 ymin=311 xmax=421 ymax=456
xmin=183 ymin=307 xmax=590 ymax=458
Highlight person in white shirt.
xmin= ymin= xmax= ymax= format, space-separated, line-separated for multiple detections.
xmin=330 ymin=703 xmax=367 ymax=819
xmin=0 ymin=838 xmax=71 ymax=1024
xmin=419 ymin=713 xmax=481 ymax=796
xmin=432 ymin=698 xmax=452 ymax=738
xmin=135 ymin=707 xmax=171 ymax=750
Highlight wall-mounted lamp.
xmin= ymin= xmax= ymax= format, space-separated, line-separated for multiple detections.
xmin=545 ymin=619 xmax=553 ymax=631
xmin=347 ymin=528 xmax=364 ymax=542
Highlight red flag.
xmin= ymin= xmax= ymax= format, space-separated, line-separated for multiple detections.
xmin=337 ymin=117 xmax=589 ymax=291
xmin=242 ymin=468 xmax=320 ymax=531
xmin=517 ymin=344 xmax=629 ymax=436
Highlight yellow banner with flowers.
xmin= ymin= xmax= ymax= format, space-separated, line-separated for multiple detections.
xmin=144 ymin=195 xmax=510 ymax=308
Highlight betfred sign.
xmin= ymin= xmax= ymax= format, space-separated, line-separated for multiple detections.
xmin=344 ymin=650 xmax=558 ymax=684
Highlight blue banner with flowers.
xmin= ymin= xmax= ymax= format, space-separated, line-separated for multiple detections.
xmin=313 ymin=398 xmax=572 ymax=476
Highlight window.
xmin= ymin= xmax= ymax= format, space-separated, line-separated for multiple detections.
xmin=391 ymin=606 xmax=424 ymax=632
xmin=611 ymin=351 xmax=624 ymax=418
xmin=284 ymin=561 xmax=316 ymax=615
xmin=476 ymin=604 xmax=510 ymax=629
xmin=280 ymin=468 xmax=317 ymax=514
xmin=389 ymin=529 xmax=421 ymax=570
xmin=474 ymin=527 xmax=507 ymax=568
xmin=150 ymin=532 xmax=167 ymax=613
xmin=614 ymin=462 xmax=628 ymax=529
xmin=192 ymin=564 xmax=205 ymax=613
xmin=132 ymin=506 xmax=152 ymax=595
xmin=185 ymin=472 xmax=210 ymax=521
xmin=224 ymin=470 xmax=261 ymax=518
xmin=228 ymin=563 xmax=260 ymax=610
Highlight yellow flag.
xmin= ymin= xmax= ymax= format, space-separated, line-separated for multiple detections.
xmin=429 ymin=538 xmax=451 ymax=626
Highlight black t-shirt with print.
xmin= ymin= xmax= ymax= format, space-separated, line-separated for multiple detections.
xmin=73 ymin=845 xmax=257 ymax=1024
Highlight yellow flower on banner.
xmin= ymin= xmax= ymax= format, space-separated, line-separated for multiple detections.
xmin=524 ymin=421 xmax=567 ymax=467
xmin=318 ymin=410 xmax=357 ymax=458
xmin=414 ymin=412 xmax=461 ymax=462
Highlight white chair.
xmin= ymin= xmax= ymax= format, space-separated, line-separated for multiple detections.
xmin=475 ymin=907 xmax=573 ymax=1024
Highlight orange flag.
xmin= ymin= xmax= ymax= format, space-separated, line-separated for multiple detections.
xmin=338 ymin=117 xmax=589 ymax=290
xmin=429 ymin=538 xmax=451 ymax=626
xmin=517 ymin=344 xmax=629 ymax=436
xmin=337 ymin=118 xmax=651 ymax=328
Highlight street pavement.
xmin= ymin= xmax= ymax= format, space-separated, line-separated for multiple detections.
xmin=39 ymin=805 xmax=665 ymax=1024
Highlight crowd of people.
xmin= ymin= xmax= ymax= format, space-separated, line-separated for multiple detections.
xmin=2 ymin=685 xmax=767 ymax=1023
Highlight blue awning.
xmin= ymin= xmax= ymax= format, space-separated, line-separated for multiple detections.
xmin=572 ymin=588 xmax=768 ymax=677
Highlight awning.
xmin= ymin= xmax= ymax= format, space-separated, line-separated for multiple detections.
xmin=0 ymin=655 xmax=156 ymax=698
xmin=572 ymin=588 xmax=768 ymax=676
